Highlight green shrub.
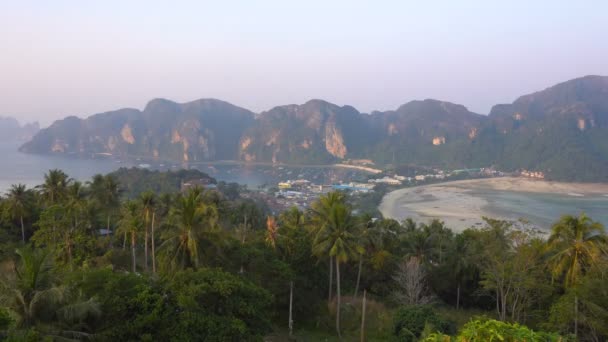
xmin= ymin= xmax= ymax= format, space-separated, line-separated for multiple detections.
xmin=0 ymin=307 xmax=12 ymax=331
xmin=393 ymin=306 xmax=454 ymax=341
xmin=423 ymin=319 xmax=568 ymax=342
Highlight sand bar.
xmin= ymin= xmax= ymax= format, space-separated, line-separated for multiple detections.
xmin=378 ymin=177 xmax=608 ymax=232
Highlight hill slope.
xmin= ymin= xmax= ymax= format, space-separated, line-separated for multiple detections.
xmin=0 ymin=117 xmax=40 ymax=142
xmin=20 ymin=76 xmax=608 ymax=181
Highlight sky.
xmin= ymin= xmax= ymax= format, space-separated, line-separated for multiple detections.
xmin=1 ymin=1 xmax=607 ymax=126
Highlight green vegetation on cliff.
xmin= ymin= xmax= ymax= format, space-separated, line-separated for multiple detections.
xmin=21 ymin=76 xmax=608 ymax=181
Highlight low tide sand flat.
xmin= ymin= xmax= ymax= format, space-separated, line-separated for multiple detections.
xmin=379 ymin=177 xmax=608 ymax=232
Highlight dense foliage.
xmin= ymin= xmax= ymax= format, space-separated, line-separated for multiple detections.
xmin=0 ymin=169 xmax=607 ymax=340
xmin=107 ymin=167 xmax=216 ymax=198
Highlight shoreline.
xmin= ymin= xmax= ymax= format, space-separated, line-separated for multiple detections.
xmin=379 ymin=177 xmax=608 ymax=232
xmin=18 ymin=148 xmax=382 ymax=174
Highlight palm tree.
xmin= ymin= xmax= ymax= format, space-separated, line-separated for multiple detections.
xmin=280 ymin=206 xmax=305 ymax=231
xmin=403 ymin=228 xmax=435 ymax=264
xmin=422 ymin=219 xmax=452 ymax=265
xmin=63 ymin=181 xmax=88 ymax=265
xmin=37 ymin=170 xmax=71 ymax=247
xmin=448 ymin=234 xmax=471 ymax=310
xmin=353 ymin=214 xmax=375 ymax=299
xmin=312 ymin=201 xmax=361 ymax=339
xmin=160 ymin=188 xmax=219 ymax=272
xmin=309 ymin=191 xmax=346 ymax=303
xmin=89 ymin=174 xmax=121 ymax=245
xmin=0 ymin=247 xmax=100 ymax=337
xmin=118 ymin=201 xmax=143 ymax=272
xmin=277 ymin=207 xmax=305 ymax=337
xmin=139 ymin=191 xmax=156 ymax=272
xmin=6 ymin=184 xmax=32 ymax=242
xmin=0 ymin=247 xmax=58 ymax=328
xmin=547 ymin=213 xmax=607 ymax=337
xmin=38 ymin=169 xmax=70 ymax=205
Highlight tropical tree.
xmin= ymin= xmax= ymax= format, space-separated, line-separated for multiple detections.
xmin=0 ymin=247 xmax=59 ymax=328
xmin=353 ymin=213 xmax=377 ymax=299
xmin=88 ymin=174 xmax=121 ymax=244
xmin=546 ymin=213 xmax=607 ymax=337
xmin=38 ymin=169 xmax=71 ymax=205
xmin=139 ymin=191 xmax=156 ymax=271
xmin=118 ymin=201 xmax=143 ymax=272
xmin=422 ymin=219 xmax=452 ymax=265
xmin=309 ymin=191 xmax=346 ymax=303
xmin=392 ymin=256 xmax=433 ymax=306
xmin=36 ymin=170 xmax=71 ymax=249
xmin=159 ymin=188 xmax=219 ymax=272
xmin=447 ymin=234 xmax=471 ymax=310
xmin=311 ymin=199 xmax=361 ymax=338
xmin=276 ymin=207 xmax=306 ymax=337
xmin=6 ymin=184 xmax=33 ymax=242
xmin=0 ymin=247 xmax=100 ymax=338
xmin=402 ymin=226 xmax=435 ymax=265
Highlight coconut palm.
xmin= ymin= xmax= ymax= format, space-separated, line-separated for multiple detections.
xmin=276 ymin=207 xmax=305 ymax=337
xmin=0 ymin=247 xmax=59 ymax=328
xmin=38 ymin=169 xmax=71 ymax=205
xmin=353 ymin=214 xmax=375 ymax=299
xmin=61 ymin=181 xmax=89 ymax=265
xmin=547 ymin=213 xmax=607 ymax=337
xmin=118 ymin=201 xmax=143 ymax=272
xmin=280 ymin=206 xmax=305 ymax=231
xmin=403 ymin=228 xmax=435 ymax=264
xmin=6 ymin=184 xmax=32 ymax=242
xmin=309 ymin=191 xmax=346 ymax=303
xmin=0 ymin=247 xmax=100 ymax=337
xmin=312 ymin=201 xmax=361 ymax=338
xmin=160 ymin=188 xmax=219 ymax=272
xmin=139 ymin=191 xmax=156 ymax=271
xmin=88 ymin=174 xmax=121 ymax=244
xmin=448 ymin=234 xmax=472 ymax=310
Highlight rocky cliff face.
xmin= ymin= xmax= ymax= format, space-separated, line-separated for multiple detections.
xmin=20 ymin=99 xmax=255 ymax=162
xmin=20 ymin=75 xmax=608 ymax=181
xmin=238 ymin=100 xmax=366 ymax=163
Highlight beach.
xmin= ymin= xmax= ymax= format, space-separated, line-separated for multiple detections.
xmin=378 ymin=177 xmax=608 ymax=232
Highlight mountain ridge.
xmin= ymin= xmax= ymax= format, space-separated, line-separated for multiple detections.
xmin=0 ymin=116 xmax=40 ymax=142
xmin=20 ymin=75 xmax=608 ymax=182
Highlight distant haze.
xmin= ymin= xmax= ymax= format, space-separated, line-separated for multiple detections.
xmin=1 ymin=1 xmax=607 ymax=126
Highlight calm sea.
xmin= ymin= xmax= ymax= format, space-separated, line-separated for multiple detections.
xmin=2 ymin=141 xmax=607 ymax=228
xmin=0 ymin=141 xmax=368 ymax=193
xmin=477 ymin=189 xmax=608 ymax=230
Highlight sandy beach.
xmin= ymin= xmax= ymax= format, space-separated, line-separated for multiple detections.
xmin=378 ymin=177 xmax=608 ymax=232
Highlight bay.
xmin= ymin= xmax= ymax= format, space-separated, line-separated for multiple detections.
xmin=0 ymin=141 xmax=369 ymax=193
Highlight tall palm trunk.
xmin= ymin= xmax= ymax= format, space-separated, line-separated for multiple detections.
xmin=20 ymin=216 xmax=25 ymax=242
xmin=335 ymin=258 xmax=342 ymax=339
xmin=240 ymin=214 xmax=247 ymax=274
xmin=131 ymin=231 xmax=136 ymax=273
xmin=328 ymin=256 xmax=334 ymax=302
xmin=574 ymin=294 xmax=578 ymax=338
xmin=67 ymin=238 xmax=73 ymax=266
xmin=107 ymin=214 xmax=113 ymax=248
xmin=144 ymin=217 xmax=149 ymax=272
xmin=354 ymin=256 xmax=363 ymax=298
xmin=151 ymin=212 xmax=156 ymax=274
xmin=289 ymin=280 xmax=294 ymax=337
xmin=361 ymin=290 xmax=367 ymax=342
xmin=456 ymin=283 xmax=461 ymax=310
xmin=123 ymin=232 xmax=127 ymax=250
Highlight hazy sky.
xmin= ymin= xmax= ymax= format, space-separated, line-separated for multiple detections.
xmin=1 ymin=1 xmax=607 ymax=126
